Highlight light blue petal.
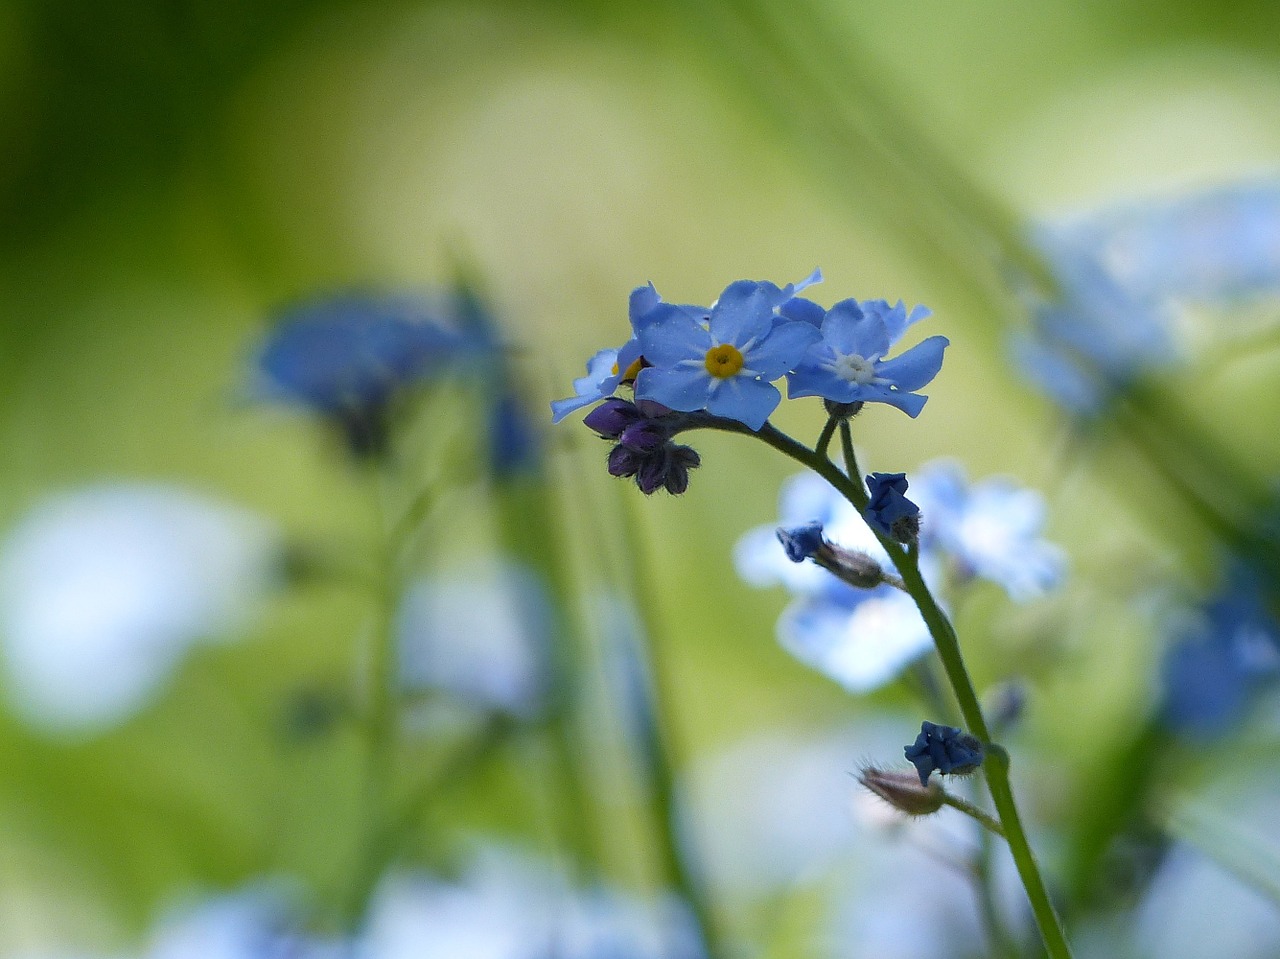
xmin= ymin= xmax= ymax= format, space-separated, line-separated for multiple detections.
xmin=710 ymin=280 xmax=785 ymax=346
xmin=549 ymin=348 xmax=620 ymax=423
xmin=861 ymin=384 xmax=928 ymax=417
xmin=629 ymin=283 xmax=661 ymax=327
xmin=635 ymin=364 xmax=710 ymax=413
xmin=820 ymin=300 xmax=890 ymax=359
xmin=747 ymin=321 xmax=822 ymax=380
xmin=784 ymin=267 xmax=823 ymax=296
xmin=777 ymin=296 xmax=826 ymax=327
xmin=785 ymin=367 xmax=861 ymax=403
xmin=876 ymin=336 xmax=949 ymax=391
xmin=706 ymin=376 xmax=781 ymax=430
xmin=639 ymin=312 xmax=712 ymax=368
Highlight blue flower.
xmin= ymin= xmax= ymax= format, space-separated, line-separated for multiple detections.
xmin=903 ymin=721 xmax=984 ymax=786
xmin=909 ymin=460 xmax=1065 ymax=601
xmin=252 ymin=292 xmax=484 ymax=455
xmin=0 ymin=485 xmax=280 ymax=735
xmin=735 ymin=473 xmax=938 ymax=692
xmin=1160 ymin=576 xmax=1280 ymax=739
xmin=635 ymin=279 xmax=821 ymax=431
xmin=863 ymin=472 xmax=920 ymax=543
xmin=785 ymin=299 xmax=948 ymax=415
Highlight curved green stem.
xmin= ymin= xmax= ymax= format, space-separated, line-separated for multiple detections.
xmin=690 ymin=414 xmax=1073 ymax=958
xmin=940 ymin=789 xmax=1005 ymax=838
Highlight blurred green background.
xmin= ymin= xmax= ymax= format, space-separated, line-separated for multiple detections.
xmin=3 ymin=0 xmax=1280 ymax=956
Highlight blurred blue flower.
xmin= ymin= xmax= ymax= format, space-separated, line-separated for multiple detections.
xmin=252 ymin=293 xmax=483 ymax=454
xmin=1015 ymin=180 xmax=1280 ymax=413
xmin=1160 ymin=578 xmax=1280 ymax=739
xmin=488 ymin=390 xmax=542 ymax=480
xmin=397 ymin=561 xmax=551 ymax=719
xmin=863 ymin=472 xmax=920 ymax=542
xmin=735 ymin=473 xmax=935 ymax=692
xmin=785 ymin=299 xmax=948 ymax=416
xmin=909 ymin=460 xmax=1065 ymax=601
xmin=636 ymin=279 xmax=820 ymax=430
xmin=903 ymin=720 xmax=984 ymax=786
xmin=0 ymin=485 xmax=280 ymax=735
xmin=362 ymin=849 xmax=702 ymax=959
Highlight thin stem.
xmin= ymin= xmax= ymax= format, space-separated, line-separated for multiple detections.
xmin=837 ymin=421 xmax=867 ymax=507
xmin=691 ymin=414 xmax=1073 ymax=958
xmin=940 ymin=790 xmax=1005 ymax=837
xmin=815 ymin=414 xmax=839 ymax=461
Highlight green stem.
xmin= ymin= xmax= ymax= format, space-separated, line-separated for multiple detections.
xmin=940 ymin=790 xmax=1005 ymax=838
xmin=815 ymin=414 xmax=839 ymax=460
xmin=689 ymin=414 xmax=1073 ymax=958
xmin=615 ymin=490 xmax=727 ymax=959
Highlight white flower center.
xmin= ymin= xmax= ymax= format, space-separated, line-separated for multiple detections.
xmin=829 ymin=352 xmax=883 ymax=385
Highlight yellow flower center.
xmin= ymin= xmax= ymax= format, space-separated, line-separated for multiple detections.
xmin=611 ymin=357 xmax=646 ymax=382
xmin=704 ymin=343 xmax=744 ymax=379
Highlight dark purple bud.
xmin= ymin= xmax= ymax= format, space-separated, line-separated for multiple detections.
xmin=663 ymin=445 xmax=700 ymax=495
xmin=636 ymin=456 xmax=667 ymax=494
xmin=584 ymin=399 xmax=641 ymax=439
xmin=607 ymin=444 xmax=643 ymax=478
xmin=619 ymin=420 xmax=668 ymax=453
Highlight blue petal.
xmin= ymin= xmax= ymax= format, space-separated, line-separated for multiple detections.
xmin=784 ymin=267 xmax=823 ymax=296
xmin=862 ymin=299 xmax=931 ymax=344
xmin=635 ymin=364 xmax=710 ymax=413
xmin=777 ymin=296 xmax=826 ymax=327
xmin=785 ymin=367 xmax=861 ymax=403
xmin=747 ymin=321 xmax=822 ymax=380
xmin=857 ymin=384 xmax=928 ymax=417
xmin=876 ymin=336 xmax=949 ymax=391
xmin=639 ymin=312 xmax=712 ymax=368
xmin=710 ymin=280 xmax=785 ymax=346
xmin=629 ymin=283 xmax=661 ymax=326
xmin=549 ymin=348 xmax=620 ymax=423
xmin=820 ymin=300 xmax=890 ymax=359
xmin=706 ymin=376 xmax=782 ymax=430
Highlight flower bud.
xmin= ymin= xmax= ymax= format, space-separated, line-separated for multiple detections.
xmin=858 ymin=765 xmax=944 ymax=816
xmin=822 ymin=545 xmax=886 ymax=589
xmin=607 ymin=444 xmax=643 ymax=479
xmin=904 ymin=720 xmax=985 ymax=787
xmin=619 ymin=419 xmax=669 ymax=453
xmin=584 ymin=399 xmax=641 ymax=439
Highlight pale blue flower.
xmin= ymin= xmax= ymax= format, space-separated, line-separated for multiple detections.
xmin=0 ymin=485 xmax=279 ymax=735
xmin=635 ymin=280 xmax=821 ymax=430
xmin=910 ymin=460 xmax=1065 ymax=601
xmin=786 ymin=299 xmax=948 ymax=416
xmin=397 ymin=561 xmax=550 ymax=718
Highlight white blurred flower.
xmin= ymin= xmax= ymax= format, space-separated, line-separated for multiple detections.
xmin=397 ymin=561 xmax=550 ymax=717
xmin=0 ymin=484 xmax=280 ymax=734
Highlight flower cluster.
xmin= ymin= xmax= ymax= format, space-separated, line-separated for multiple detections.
xmin=552 ymin=273 xmax=949 ymax=492
xmin=584 ymin=398 xmax=701 ymax=495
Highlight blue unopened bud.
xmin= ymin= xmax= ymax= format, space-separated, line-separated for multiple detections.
xmin=619 ymin=420 xmax=669 ymax=454
xmin=777 ymin=523 xmax=826 ymax=562
xmin=864 ymin=472 xmax=921 ymax=544
xmin=904 ymin=720 xmax=985 ymax=787
xmin=607 ymin=444 xmax=644 ymax=479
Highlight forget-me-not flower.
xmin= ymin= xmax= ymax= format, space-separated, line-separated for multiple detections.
xmin=0 ymin=484 xmax=280 ymax=735
xmin=786 ymin=299 xmax=948 ymax=415
xmin=635 ymin=279 xmax=821 ymax=431
xmin=909 ymin=460 xmax=1065 ymax=601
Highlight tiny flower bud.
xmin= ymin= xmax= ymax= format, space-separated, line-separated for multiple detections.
xmin=904 ymin=720 xmax=985 ymax=787
xmin=619 ymin=420 xmax=668 ymax=453
xmin=636 ymin=455 xmax=667 ymax=494
xmin=864 ymin=472 xmax=921 ymax=544
xmin=822 ymin=545 xmax=886 ymax=589
xmin=858 ymin=765 xmax=944 ymax=816
xmin=584 ymin=399 xmax=641 ymax=439
xmin=607 ymin=444 xmax=643 ymax=479
xmin=661 ymin=444 xmax=700 ymax=495
xmin=777 ymin=523 xmax=826 ymax=563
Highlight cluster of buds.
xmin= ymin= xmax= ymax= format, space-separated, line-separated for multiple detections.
xmin=584 ymin=399 xmax=700 ymax=495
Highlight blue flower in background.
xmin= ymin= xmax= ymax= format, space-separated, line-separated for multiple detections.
xmin=785 ymin=299 xmax=948 ymax=416
xmin=397 ymin=561 xmax=552 ymax=718
xmin=253 ymin=292 xmax=483 ymax=454
xmin=636 ymin=279 xmax=820 ymax=430
xmin=1015 ymin=180 xmax=1280 ymax=413
xmin=0 ymin=485 xmax=280 ymax=735
xmin=910 ymin=460 xmax=1065 ymax=601
xmin=1160 ymin=577 xmax=1280 ymax=739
